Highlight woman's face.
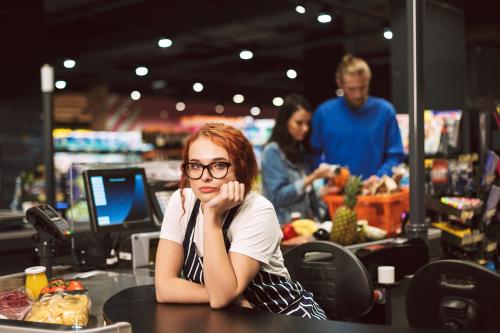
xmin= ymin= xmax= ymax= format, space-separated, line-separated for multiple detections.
xmin=287 ymin=107 xmax=311 ymax=142
xmin=187 ymin=136 xmax=237 ymax=203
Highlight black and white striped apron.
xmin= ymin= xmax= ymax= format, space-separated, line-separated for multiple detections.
xmin=182 ymin=199 xmax=327 ymax=320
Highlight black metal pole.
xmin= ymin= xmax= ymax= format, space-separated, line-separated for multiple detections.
xmin=405 ymin=0 xmax=427 ymax=241
xmin=41 ymin=65 xmax=55 ymax=208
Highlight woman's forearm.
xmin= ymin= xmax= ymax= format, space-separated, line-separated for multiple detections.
xmin=203 ymin=213 xmax=239 ymax=309
xmin=156 ymin=277 xmax=209 ymax=304
xmin=303 ymin=172 xmax=318 ymax=188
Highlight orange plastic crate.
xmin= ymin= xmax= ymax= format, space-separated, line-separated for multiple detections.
xmin=323 ymin=188 xmax=410 ymax=236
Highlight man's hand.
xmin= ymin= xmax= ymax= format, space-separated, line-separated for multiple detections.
xmin=363 ymin=175 xmax=379 ymax=187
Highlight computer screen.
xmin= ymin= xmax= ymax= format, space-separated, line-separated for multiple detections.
xmin=83 ymin=167 xmax=154 ymax=232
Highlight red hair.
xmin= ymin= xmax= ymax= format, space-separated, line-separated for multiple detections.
xmin=179 ymin=123 xmax=258 ymax=212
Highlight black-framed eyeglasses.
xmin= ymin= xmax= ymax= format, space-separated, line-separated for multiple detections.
xmin=182 ymin=161 xmax=235 ymax=180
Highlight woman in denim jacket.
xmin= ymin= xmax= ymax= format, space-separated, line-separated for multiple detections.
xmin=261 ymin=94 xmax=335 ymax=224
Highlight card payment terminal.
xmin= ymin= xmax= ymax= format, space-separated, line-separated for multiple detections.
xmin=26 ymin=204 xmax=73 ymax=239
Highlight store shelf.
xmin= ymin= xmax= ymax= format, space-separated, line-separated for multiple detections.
xmin=55 ymin=149 xmax=149 ymax=154
xmin=492 ymin=131 xmax=500 ymax=152
xmin=425 ymin=195 xmax=482 ymax=221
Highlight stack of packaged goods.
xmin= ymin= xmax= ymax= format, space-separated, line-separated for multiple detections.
xmin=25 ymin=278 xmax=90 ymax=327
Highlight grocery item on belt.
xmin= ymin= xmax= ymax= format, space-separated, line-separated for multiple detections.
xmin=25 ymin=266 xmax=48 ymax=301
xmin=39 ymin=278 xmax=85 ymax=296
xmin=25 ymin=291 xmax=90 ymax=327
xmin=0 ymin=289 xmax=31 ymax=320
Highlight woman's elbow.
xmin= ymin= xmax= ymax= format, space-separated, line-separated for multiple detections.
xmin=155 ymin=285 xmax=173 ymax=303
xmin=208 ymin=291 xmax=236 ymax=309
xmin=209 ymin=297 xmax=232 ymax=309
xmin=155 ymin=289 xmax=167 ymax=303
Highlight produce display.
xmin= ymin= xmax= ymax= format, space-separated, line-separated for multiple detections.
xmin=280 ymin=167 xmax=406 ymax=246
xmin=287 ymin=219 xmax=318 ymax=237
xmin=281 ymin=219 xmax=319 ymax=242
xmin=330 ymin=176 xmax=363 ymax=246
xmin=331 ymin=167 xmax=350 ymax=191
xmin=362 ymin=174 xmax=401 ymax=195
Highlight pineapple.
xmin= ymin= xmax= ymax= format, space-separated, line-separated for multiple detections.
xmin=330 ymin=176 xmax=363 ymax=246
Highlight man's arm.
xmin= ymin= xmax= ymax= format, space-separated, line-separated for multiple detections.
xmin=375 ymin=112 xmax=405 ymax=177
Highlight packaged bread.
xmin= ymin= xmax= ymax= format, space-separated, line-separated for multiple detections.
xmin=25 ymin=291 xmax=90 ymax=327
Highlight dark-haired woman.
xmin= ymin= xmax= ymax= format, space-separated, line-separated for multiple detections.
xmin=261 ymin=94 xmax=334 ymax=224
xmin=155 ymin=123 xmax=326 ymax=320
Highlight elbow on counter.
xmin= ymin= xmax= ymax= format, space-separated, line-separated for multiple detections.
xmin=155 ymin=291 xmax=166 ymax=303
xmin=209 ymin=297 xmax=232 ymax=310
xmin=208 ymin=291 xmax=236 ymax=309
xmin=155 ymin=287 xmax=171 ymax=303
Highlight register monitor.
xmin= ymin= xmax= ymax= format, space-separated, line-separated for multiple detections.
xmin=83 ymin=168 xmax=154 ymax=232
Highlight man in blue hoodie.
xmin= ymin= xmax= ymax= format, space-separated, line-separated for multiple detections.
xmin=311 ymin=54 xmax=405 ymax=183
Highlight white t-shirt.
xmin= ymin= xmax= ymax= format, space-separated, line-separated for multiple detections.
xmin=160 ymin=188 xmax=290 ymax=278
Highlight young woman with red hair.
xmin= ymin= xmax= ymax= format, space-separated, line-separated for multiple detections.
xmin=155 ymin=123 xmax=326 ymax=319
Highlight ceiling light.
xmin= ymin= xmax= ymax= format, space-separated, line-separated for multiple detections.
xmin=193 ymin=82 xmax=204 ymax=92
xmin=175 ymin=102 xmax=186 ymax=111
xmin=130 ymin=91 xmax=141 ymax=100
xmin=233 ymin=94 xmax=245 ymax=104
xmin=158 ymin=38 xmax=173 ymax=48
xmin=215 ymin=104 xmax=224 ymax=114
xmin=317 ymin=13 xmax=332 ymax=23
xmin=250 ymin=107 xmax=261 ymax=116
xmin=286 ymin=69 xmax=298 ymax=79
xmin=239 ymin=50 xmax=253 ymax=60
xmin=63 ymin=59 xmax=76 ymax=69
xmin=272 ymin=97 xmax=284 ymax=106
xmin=55 ymin=80 xmax=67 ymax=89
xmin=383 ymin=27 xmax=393 ymax=40
xmin=295 ymin=5 xmax=306 ymax=14
xmin=135 ymin=66 xmax=148 ymax=76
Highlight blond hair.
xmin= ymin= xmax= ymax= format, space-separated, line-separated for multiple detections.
xmin=335 ymin=54 xmax=372 ymax=83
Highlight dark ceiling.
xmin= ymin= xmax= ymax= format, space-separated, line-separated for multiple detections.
xmin=1 ymin=0 xmax=497 ymax=108
xmin=42 ymin=0 xmax=393 ymax=106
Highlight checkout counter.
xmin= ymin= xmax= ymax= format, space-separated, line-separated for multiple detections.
xmin=1 ymin=275 xmax=499 ymax=333
xmin=1 ymin=166 xmax=493 ymax=332
xmin=103 ymin=284 xmax=497 ymax=333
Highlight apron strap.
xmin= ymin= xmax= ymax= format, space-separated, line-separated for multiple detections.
xmin=182 ymin=198 xmax=241 ymax=254
xmin=222 ymin=205 xmax=240 ymax=251
xmin=182 ymin=199 xmax=200 ymax=254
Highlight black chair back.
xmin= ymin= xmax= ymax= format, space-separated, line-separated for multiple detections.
xmin=406 ymin=259 xmax=500 ymax=330
xmin=284 ymin=241 xmax=373 ymax=320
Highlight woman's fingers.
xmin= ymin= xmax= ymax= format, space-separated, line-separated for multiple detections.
xmin=226 ymin=181 xmax=235 ymax=201
xmin=224 ymin=181 xmax=245 ymax=204
xmin=219 ymin=183 xmax=228 ymax=195
xmin=239 ymin=183 xmax=245 ymax=201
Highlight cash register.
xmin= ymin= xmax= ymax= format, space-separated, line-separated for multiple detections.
xmin=82 ymin=167 xmax=159 ymax=270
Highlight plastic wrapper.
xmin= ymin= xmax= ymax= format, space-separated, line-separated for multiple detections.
xmin=25 ymin=291 xmax=91 ymax=327
xmin=0 ymin=289 xmax=32 ymax=320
